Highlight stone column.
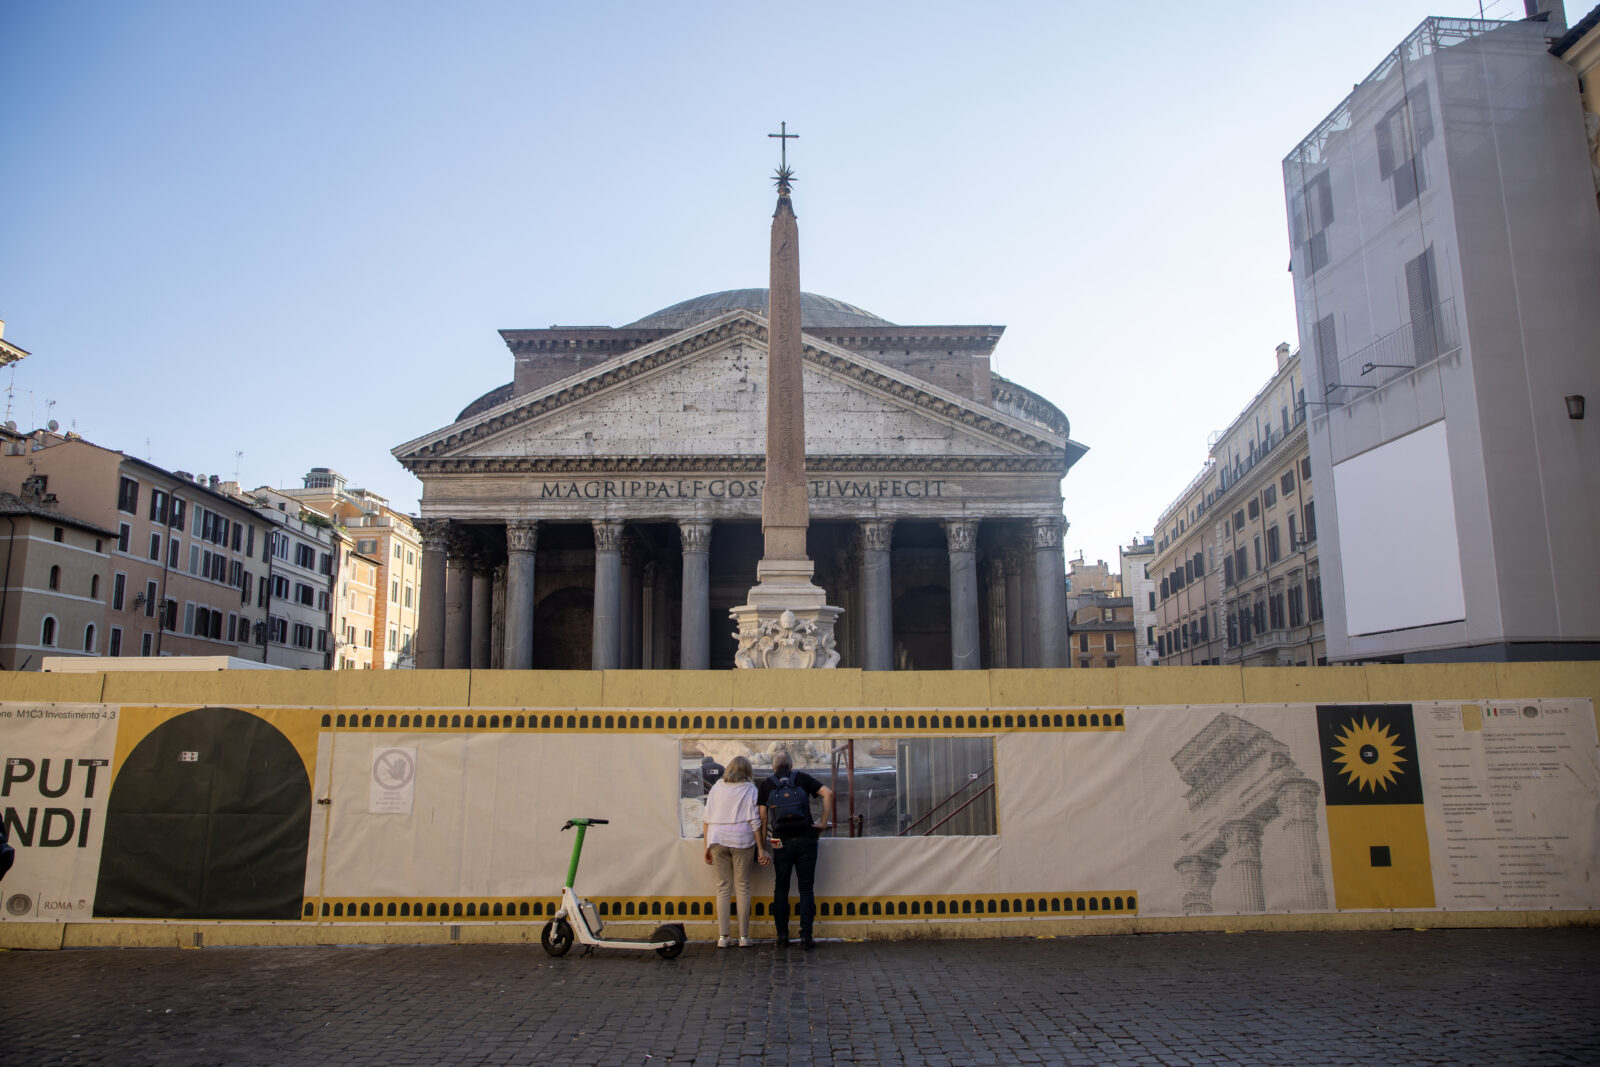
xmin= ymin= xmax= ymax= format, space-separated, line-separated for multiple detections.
xmin=679 ymin=521 xmax=712 ymax=670
xmin=945 ymin=519 xmax=981 ymax=670
xmin=470 ymin=560 xmax=492 ymax=669
xmin=444 ymin=534 xmax=473 ymax=670
xmin=502 ymin=521 xmax=538 ymax=671
xmin=1278 ymin=779 xmax=1330 ymax=911
xmin=490 ymin=563 xmax=507 ymax=670
xmin=1174 ymin=854 xmax=1221 ymax=916
xmin=591 ymin=520 xmax=624 ymax=670
xmin=1217 ymin=819 xmax=1266 ymax=913
xmin=986 ymin=557 xmax=1007 ymax=670
xmin=1020 ymin=544 xmax=1038 ymax=667
xmin=1032 ymin=517 xmax=1068 ymax=668
xmin=619 ymin=538 xmax=638 ymax=669
xmin=652 ymin=560 xmax=674 ymax=669
xmin=416 ymin=519 xmax=451 ymax=670
xmin=860 ymin=520 xmax=894 ymax=671
xmin=1003 ymin=548 xmax=1024 ymax=669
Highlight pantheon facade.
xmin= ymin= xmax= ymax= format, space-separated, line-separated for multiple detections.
xmin=393 ymin=290 xmax=1086 ymax=670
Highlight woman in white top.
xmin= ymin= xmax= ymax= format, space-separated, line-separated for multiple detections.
xmin=702 ymin=755 xmax=770 ymax=946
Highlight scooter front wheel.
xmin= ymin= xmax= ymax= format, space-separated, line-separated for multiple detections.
xmin=541 ymin=919 xmax=574 ymax=958
xmin=652 ymin=924 xmax=686 ymax=960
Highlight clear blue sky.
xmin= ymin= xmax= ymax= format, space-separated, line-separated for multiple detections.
xmin=0 ymin=0 xmax=1521 ymax=569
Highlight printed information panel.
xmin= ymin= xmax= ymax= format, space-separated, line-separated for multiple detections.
xmin=0 ymin=703 xmax=119 ymax=922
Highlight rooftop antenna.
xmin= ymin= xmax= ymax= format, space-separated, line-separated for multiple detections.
xmin=234 ymin=450 xmax=243 ymax=482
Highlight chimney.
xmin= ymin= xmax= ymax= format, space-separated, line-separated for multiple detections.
xmin=1525 ymin=1 xmax=1567 ymax=33
xmin=209 ymin=475 xmax=220 ymax=489
xmin=1275 ymin=342 xmax=1292 ymax=370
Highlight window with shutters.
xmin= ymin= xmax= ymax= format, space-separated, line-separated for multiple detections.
xmin=1289 ymin=585 xmax=1306 ymax=628
xmin=1376 ymin=82 xmax=1432 ymax=211
xmin=1281 ymin=471 xmax=1295 ymax=495
xmin=1301 ymin=457 xmax=1312 ymax=480
xmin=117 ymin=523 xmax=130 ymax=553
xmin=1223 ymin=556 xmax=1234 ymax=587
xmin=1079 ymin=633 xmax=1089 ymax=653
xmin=1234 ymin=547 xmax=1248 ymax=580
xmin=149 ymin=489 xmax=169 ymax=525
xmin=1308 ymin=574 xmax=1324 ymax=621
xmin=1291 ymin=169 xmax=1334 ymax=273
xmin=1234 ymin=510 xmax=1245 ymax=531
xmin=117 ymin=477 xmax=139 ymax=514
xmin=1263 ymin=485 xmax=1276 ymax=509
xmin=1254 ymin=536 xmax=1262 ymax=572
xmin=1406 ymin=245 xmax=1441 ymax=365
xmin=1315 ymin=314 xmax=1338 ymax=395
xmin=171 ymin=497 xmax=186 ymax=532
xmin=1305 ymin=502 xmax=1318 ymax=542
xmin=1248 ymin=499 xmax=1259 ymax=520
xmin=1267 ymin=526 xmax=1281 ymax=565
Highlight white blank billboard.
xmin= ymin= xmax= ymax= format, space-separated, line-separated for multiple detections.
xmin=1332 ymin=420 xmax=1466 ymax=636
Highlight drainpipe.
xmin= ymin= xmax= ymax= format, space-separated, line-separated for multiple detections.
xmin=261 ymin=520 xmax=276 ymax=664
xmin=1 ymin=515 xmax=15 ymax=668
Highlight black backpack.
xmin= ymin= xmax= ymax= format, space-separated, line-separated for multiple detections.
xmin=767 ymin=776 xmax=811 ymax=835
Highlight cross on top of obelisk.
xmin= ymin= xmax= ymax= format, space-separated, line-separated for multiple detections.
xmin=768 ymin=121 xmax=797 ymax=192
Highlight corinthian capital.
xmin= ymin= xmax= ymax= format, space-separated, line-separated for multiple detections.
xmin=418 ymin=519 xmax=453 ymax=554
xmin=1032 ymin=516 xmax=1066 ymax=550
xmin=679 ymin=521 xmax=713 ymax=555
xmin=860 ymin=519 xmax=895 ymax=553
xmin=944 ymin=519 xmax=979 ymax=555
xmin=506 ymin=520 xmax=538 ymax=553
xmin=592 ymin=519 xmax=625 ymax=553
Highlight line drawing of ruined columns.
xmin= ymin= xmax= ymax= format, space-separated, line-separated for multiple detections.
xmin=1170 ymin=712 xmax=1329 ymax=915
xmin=1277 ymin=777 xmax=1330 ymax=911
xmin=1217 ymin=819 xmax=1266 ymax=913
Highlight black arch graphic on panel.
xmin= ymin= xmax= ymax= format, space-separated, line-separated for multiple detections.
xmin=93 ymin=707 xmax=312 ymax=920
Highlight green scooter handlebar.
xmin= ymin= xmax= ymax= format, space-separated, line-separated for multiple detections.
xmin=560 ymin=818 xmax=610 ymax=887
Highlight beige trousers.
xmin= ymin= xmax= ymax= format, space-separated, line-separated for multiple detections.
xmin=708 ymin=843 xmax=756 ymax=938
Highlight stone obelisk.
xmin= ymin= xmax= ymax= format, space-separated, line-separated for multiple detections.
xmin=730 ymin=126 xmax=842 ymax=669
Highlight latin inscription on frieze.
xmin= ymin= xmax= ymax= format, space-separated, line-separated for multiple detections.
xmin=535 ymin=478 xmax=950 ymax=501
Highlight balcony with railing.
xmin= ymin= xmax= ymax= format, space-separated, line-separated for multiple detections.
xmin=1316 ymin=298 xmax=1461 ymax=411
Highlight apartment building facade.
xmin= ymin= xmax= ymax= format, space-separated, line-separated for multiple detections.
xmin=0 ymin=437 xmax=272 ymax=661
xmin=0 ymin=486 xmax=113 ymax=669
xmin=1119 ymin=536 xmax=1157 ymax=666
xmin=1150 ymin=345 xmax=1325 ymax=667
xmin=243 ymin=486 xmax=338 ymax=670
xmin=1068 ymin=595 xmax=1135 ymax=669
xmin=282 ymin=467 xmax=421 ymax=668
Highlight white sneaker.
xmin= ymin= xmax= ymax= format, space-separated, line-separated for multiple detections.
xmin=717 ymin=936 xmax=730 ymax=948
xmin=739 ymin=937 xmax=752 ymax=947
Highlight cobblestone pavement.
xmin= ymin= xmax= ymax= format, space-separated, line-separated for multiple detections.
xmin=2 ymin=928 xmax=1596 ymax=1066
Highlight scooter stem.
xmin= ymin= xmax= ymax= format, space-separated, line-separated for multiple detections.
xmin=566 ymin=823 xmax=587 ymax=888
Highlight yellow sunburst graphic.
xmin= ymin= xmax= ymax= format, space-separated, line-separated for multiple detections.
xmin=1331 ymin=716 xmax=1408 ymax=793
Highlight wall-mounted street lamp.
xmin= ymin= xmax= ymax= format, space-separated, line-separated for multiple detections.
xmin=1566 ymin=394 xmax=1585 ymax=420
xmin=1361 ymin=362 xmax=1412 ymax=375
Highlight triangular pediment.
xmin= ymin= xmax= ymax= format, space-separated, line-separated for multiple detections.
xmin=394 ymin=311 xmax=1073 ymax=474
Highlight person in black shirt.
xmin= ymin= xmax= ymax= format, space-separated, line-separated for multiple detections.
xmin=757 ymin=750 xmax=834 ymax=949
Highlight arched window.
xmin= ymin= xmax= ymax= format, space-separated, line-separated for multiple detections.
xmin=84 ymin=624 xmax=96 ymax=652
xmin=48 ymin=565 xmax=60 ymax=590
xmin=90 ymin=574 xmax=101 ymax=599
xmin=41 ymin=616 xmax=57 ymax=646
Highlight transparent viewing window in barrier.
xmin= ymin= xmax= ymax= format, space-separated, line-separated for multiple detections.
xmin=679 ymin=738 xmax=996 ymax=839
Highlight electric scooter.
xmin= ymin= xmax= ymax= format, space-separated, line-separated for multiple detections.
xmin=540 ymin=817 xmax=686 ymax=959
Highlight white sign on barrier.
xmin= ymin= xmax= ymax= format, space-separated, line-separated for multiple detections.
xmin=369 ymin=746 xmax=417 ymax=815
